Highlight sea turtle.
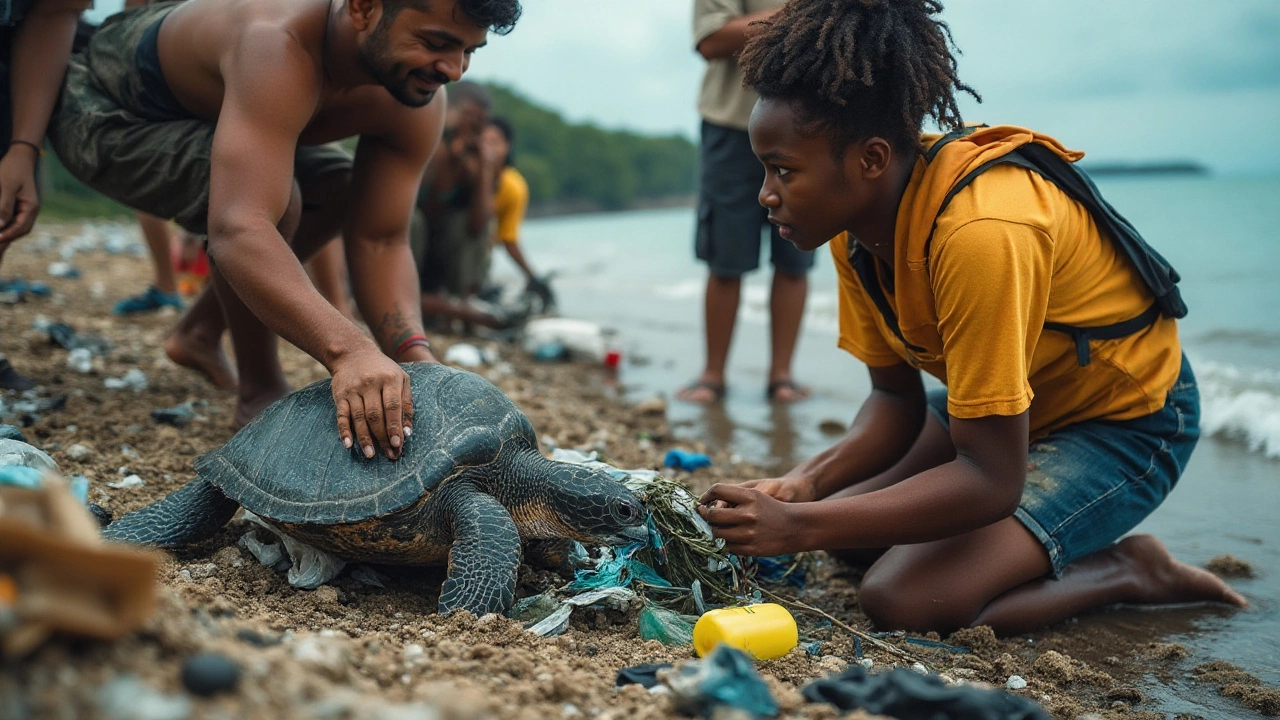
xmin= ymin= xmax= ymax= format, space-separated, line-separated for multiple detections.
xmin=103 ymin=363 xmax=649 ymax=616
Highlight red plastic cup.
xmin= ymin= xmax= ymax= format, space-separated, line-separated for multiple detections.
xmin=603 ymin=349 xmax=622 ymax=369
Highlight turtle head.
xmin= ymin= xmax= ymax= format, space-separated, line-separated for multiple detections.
xmin=537 ymin=461 xmax=649 ymax=547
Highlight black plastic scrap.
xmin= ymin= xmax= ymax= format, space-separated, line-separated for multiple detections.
xmin=615 ymin=663 xmax=673 ymax=689
xmin=46 ymin=322 xmax=112 ymax=356
xmin=801 ymin=666 xmax=1050 ymax=720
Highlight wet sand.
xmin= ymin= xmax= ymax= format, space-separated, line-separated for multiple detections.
xmin=1 ymin=224 xmax=1276 ymax=718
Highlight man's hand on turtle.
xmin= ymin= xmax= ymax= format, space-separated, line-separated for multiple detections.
xmin=331 ymin=347 xmax=414 ymax=461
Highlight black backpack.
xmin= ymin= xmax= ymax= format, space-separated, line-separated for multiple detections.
xmin=848 ymin=126 xmax=1187 ymax=366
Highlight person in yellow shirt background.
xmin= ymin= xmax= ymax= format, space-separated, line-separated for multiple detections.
xmin=484 ymin=116 xmax=554 ymax=313
xmin=696 ymin=0 xmax=1247 ymax=635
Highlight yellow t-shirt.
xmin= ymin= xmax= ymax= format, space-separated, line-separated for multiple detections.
xmin=493 ymin=166 xmax=529 ymax=245
xmin=832 ymin=163 xmax=1182 ymax=439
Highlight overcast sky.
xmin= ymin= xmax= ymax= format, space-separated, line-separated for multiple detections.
xmin=87 ymin=0 xmax=1280 ymax=174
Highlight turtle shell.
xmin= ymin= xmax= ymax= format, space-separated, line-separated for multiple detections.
xmin=195 ymin=363 xmax=535 ymax=524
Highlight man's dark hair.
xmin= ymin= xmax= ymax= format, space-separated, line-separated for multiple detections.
xmin=738 ymin=0 xmax=979 ymax=156
xmin=382 ymin=0 xmax=521 ymax=35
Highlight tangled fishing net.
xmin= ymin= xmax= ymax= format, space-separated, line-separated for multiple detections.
xmin=509 ymin=450 xmax=811 ymax=643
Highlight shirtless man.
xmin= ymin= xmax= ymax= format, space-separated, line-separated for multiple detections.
xmin=48 ymin=0 xmax=521 ymax=460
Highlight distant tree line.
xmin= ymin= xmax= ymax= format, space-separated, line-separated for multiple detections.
xmin=36 ymin=83 xmax=697 ymax=220
xmin=486 ymin=83 xmax=697 ymax=211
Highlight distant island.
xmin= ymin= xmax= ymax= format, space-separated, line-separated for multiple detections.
xmin=1080 ymin=160 xmax=1209 ymax=177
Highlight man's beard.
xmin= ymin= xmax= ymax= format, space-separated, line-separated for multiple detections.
xmin=357 ymin=22 xmax=447 ymax=108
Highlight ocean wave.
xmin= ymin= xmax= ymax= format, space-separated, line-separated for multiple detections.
xmin=1196 ymin=360 xmax=1280 ymax=460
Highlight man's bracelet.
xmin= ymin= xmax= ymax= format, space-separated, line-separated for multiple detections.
xmin=8 ymin=140 xmax=44 ymax=157
xmin=394 ymin=335 xmax=432 ymax=360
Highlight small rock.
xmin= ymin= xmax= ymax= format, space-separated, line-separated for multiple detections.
xmin=292 ymin=635 xmax=352 ymax=680
xmin=106 ymin=474 xmax=144 ymax=489
xmin=1006 ymin=675 xmax=1028 ymax=690
xmin=97 ymin=676 xmax=191 ymax=720
xmin=634 ymin=397 xmax=667 ymax=416
xmin=47 ymin=262 xmax=80 ymax=279
xmin=104 ymin=369 xmax=148 ymax=393
xmin=818 ymin=418 xmax=846 ymax=435
xmin=67 ymin=443 xmax=93 ymax=461
xmin=818 ymin=656 xmax=847 ymax=674
xmin=235 ymin=628 xmax=281 ymax=647
xmin=66 ymin=348 xmax=93 ymax=374
xmin=180 ymin=653 xmax=240 ymax=697
xmin=911 ymin=662 xmax=929 ymax=674
xmin=120 ymin=444 xmax=140 ymax=460
xmin=860 ymin=658 xmax=874 ymax=669
xmin=1105 ymin=685 xmax=1143 ymax=704
xmin=562 ymin=704 xmax=582 ymax=718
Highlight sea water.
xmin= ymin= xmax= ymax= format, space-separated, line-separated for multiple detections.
xmin=493 ymin=174 xmax=1280 ymax=698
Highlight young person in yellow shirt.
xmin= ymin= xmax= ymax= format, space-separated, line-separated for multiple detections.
xmin=697 ymin=0 xmax=1247 ymax=634
xmin=485 ymin=116 xmax=553 ymax=310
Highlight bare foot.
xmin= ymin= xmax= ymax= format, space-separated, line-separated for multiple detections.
xmin=1120 ymin=535 xmax=1249 ymax=608
xmin=675 ymin=377 xmax=725 ymax=404
xmin=233 ymin=382 xmax=291 ymax=429
xmin=767 ymin=377 xmax=811 ymax=403
xmin=165 ymin=327 xmax=238 ymax=390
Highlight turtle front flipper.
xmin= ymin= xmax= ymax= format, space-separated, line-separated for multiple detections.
xmin=103 ymin=478 xmax=240 ymax=547
xmin=437 ymin=485 xmax=520 ymax=616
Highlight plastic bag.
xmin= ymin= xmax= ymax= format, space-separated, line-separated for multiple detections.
xmin=638 ymin=603 xmax=695 ymax=646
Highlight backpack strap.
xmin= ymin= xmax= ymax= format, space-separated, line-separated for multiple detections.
xmin=848 ymin=243 xmax=927 ymax=355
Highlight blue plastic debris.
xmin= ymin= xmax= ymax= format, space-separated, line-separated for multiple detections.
xmin=665 ymin=645 xmax=779 ymax=718
xmin=0 ymin=425 xmax=27 ymax=443
xmin=663 ymin=449 xmax=712 ymax=471
xmin=567 ymin=544 xmax=672 ymax=591
xmin=0 ymin=465 xmax=43 ymax=488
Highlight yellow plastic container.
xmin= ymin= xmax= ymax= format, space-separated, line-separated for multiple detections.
xmin=692 ymin=603 xmax=798 ymax=660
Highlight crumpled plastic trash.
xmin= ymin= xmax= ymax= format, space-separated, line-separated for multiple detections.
xmin=151 ymin=400 xmax=206 ymax=428
xmin=104 ymin=369 xmax=148 ymax=393
xmin=567 ymin=544 xmax=670 ymax=591
xmin=46 ymin=262 xmax=80 ymax=279
xmin=0 ymin=475 xmax=159 ymax=658
xmin=800 ymin=666 xmax=1050 ymax=720
xmin=638 ymin=603 xmax=695 ymax=646
xmin=0 ymin=438 xmax=59 ymax=474
xmin=663 ymin=449 xmax=712 ymax=472
xmin=240 ymin=511 xmax=346 ymax=589
xmin=46 ymin=322 xmax=112 ymax=356
xmin=661 ymin=645 xmax=778 ymax=718
xmin=443 ymin=343 xmax=487 ymax=368
xmin=97 ymin=675 xmax=191 ymax=720
xmin=510 ymin=587 xmax=638 ymax=637
xmin=616 ymin=662 xmax=674 ymax=689
xmin=522 ymin=317 xmax=615 ymax=362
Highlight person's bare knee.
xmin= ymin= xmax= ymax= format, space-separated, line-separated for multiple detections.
xmin=859 ymin=555 xmax=986 ymax=633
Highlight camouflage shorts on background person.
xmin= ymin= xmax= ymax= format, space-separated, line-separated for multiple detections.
xmin=47 ymin=2 xmax=352 ymax=235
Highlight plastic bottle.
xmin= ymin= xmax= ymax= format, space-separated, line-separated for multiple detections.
xmin=692 ymin=603 xmax=798 ymax=660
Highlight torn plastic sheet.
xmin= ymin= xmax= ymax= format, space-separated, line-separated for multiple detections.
xmin=240 ymin=511 xmax=346 ymax=589
xmin=567 ymin=544 xmax=671 ymax=591
xmin=513 ymin=587 xmax=639 ymax=637
xmin=638 ymin=603 xmax=695 ymax=646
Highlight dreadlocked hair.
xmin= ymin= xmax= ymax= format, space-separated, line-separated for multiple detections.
xmin=739 ymin=0 xmax=980 ymax=156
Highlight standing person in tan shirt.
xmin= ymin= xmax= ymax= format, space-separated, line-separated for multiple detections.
xmin=677 ymin=0 xmax=814 ymax=404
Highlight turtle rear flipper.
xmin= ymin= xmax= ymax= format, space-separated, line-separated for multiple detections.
xmin=437 ymin=486 xmax=520 ymax=616
xmin=103 ymin=478 xmax=240 ymax=547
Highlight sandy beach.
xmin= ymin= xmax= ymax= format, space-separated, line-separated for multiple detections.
xmin=2 ymin=224 xmax=1277 ymax=719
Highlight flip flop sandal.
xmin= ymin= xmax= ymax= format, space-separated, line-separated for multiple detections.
xmin=766 ymin=379 xmax=811 ymax=401
xmin=676 ymin=379 xmax=726 ymax=403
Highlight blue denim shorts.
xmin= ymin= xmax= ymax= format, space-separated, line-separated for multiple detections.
xmin=927 ymin=354 xmax=1200 ymax=575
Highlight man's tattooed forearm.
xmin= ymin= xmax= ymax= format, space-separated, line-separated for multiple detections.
xmin=375 ymin=307 xmax=418 ymax=350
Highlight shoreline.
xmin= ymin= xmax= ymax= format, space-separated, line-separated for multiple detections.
xmin=2 ymin=223 xmax=1275 ymax=719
